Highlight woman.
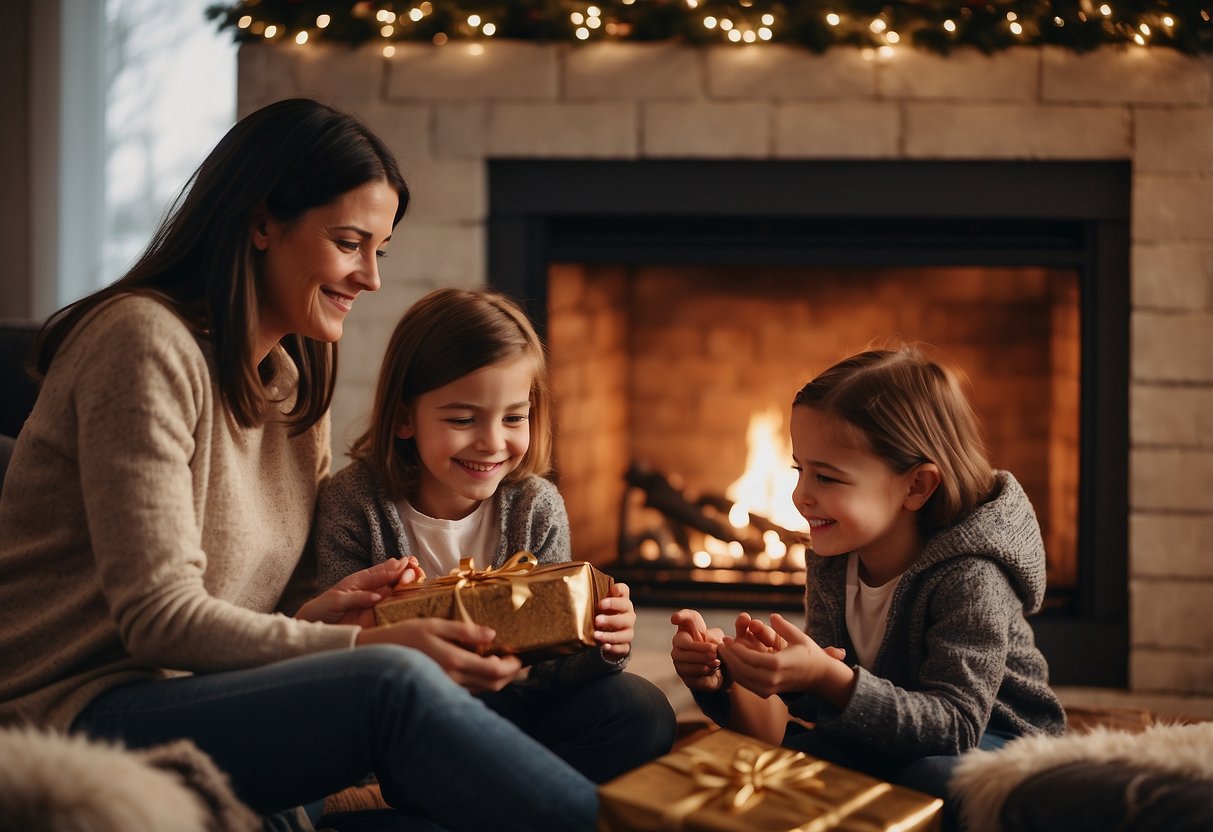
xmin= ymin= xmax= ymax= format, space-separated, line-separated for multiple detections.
xmin=0 ymin=99 xmax=597 ymax=831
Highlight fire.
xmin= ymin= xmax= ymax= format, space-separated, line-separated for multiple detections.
xmin=725 ymin=406 xmax=809 ymax=562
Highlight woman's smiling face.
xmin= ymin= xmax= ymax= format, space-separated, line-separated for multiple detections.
xmin=253 ymin=179 xmax=398 ymax=360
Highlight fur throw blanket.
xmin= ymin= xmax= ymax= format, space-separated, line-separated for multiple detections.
xmin=0 ymin=726 xmax=261 ymax=832
xmin=951 ymin=721 xmax=1213 ymax=832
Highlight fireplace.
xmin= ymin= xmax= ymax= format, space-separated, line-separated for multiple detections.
xmin=488 ymin=158 xmax=1129 ymax=686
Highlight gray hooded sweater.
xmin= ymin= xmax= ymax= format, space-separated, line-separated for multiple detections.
xmin=698 ymin=470 xmax=1066 ymax=759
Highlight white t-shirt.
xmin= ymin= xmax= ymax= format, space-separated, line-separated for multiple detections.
xmin=397 ymin=495 xmax=501 ymax=579
xmin=844 ymin=552 xmax=901 ymax=670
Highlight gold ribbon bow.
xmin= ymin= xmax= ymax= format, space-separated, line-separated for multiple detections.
xmin=393 ymin=551 xmax=538 ymax=625
xmin=659 ymin=743 xmax=893 ymax=832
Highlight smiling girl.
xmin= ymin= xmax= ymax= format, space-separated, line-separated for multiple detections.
xmin=670 ymin=347 xmax=1065 ymax=823
xmin=313 ymin=287 xmax=675 ymax=784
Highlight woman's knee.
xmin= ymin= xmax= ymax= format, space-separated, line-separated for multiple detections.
xmin=343 ymin=645 xmax=463 ymax=704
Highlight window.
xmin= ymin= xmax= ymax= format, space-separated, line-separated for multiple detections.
xmin=103 ymin=0 xmax=236 ymax=286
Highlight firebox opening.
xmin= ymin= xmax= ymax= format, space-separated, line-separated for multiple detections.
xmin=547 ymin=264 xmax=1080 ymax=610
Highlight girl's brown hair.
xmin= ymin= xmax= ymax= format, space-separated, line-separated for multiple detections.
xmin=35 ymin=98 xmax=409 ymax=435
xmin=351 ymin=288 xmax=553 ymax=499
xmin=793 ymin=347 xmax=996 ymax=534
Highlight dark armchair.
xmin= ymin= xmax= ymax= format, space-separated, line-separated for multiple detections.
xmin=0 ymin=319 xmax=41 ymax=491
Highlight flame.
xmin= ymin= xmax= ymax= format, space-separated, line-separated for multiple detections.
xmin=725 ymin=407 xmax=809 ymax=557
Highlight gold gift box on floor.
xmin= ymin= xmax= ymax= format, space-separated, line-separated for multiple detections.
xmin=373 ymin=552 xmax=613 ymax=663
xmin=599 ymin=729 xmax=942 ymax=832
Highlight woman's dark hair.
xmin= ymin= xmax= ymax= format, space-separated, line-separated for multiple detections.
xmin=35 ymin=98 xmax=409 ymax=433
xmin=793 ymin=347 xmax=996 ymax=534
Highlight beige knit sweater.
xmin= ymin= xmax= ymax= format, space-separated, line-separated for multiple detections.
xmin=0 ymin=295 xmax=358 ymax=730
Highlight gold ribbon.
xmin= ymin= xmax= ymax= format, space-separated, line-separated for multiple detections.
xmin=658 ymin=743 xmax=893 ymax=832
xmin=391 ymin=550 xmax=538 ymax=625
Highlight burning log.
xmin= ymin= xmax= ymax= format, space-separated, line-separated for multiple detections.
xmin=624 ymin=464 xmax=776 ymax=555
xmin=695 ymin=493 xmax=811 ymax=549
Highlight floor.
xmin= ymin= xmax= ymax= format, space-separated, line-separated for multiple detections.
xmin=625 ymin=606 xmax=1213 ymax=724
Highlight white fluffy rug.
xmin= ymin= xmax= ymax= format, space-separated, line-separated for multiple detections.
xmin=951 ymin=721 xmax=1213 ymax=832
xmin=0 ymin=726 xmax=258 ymax=832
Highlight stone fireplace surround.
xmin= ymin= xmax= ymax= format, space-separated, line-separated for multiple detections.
xmin=238 ymin=42 xmax=1213 ymax=697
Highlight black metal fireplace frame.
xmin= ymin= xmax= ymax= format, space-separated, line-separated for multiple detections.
xmin=487 ymin=159 xmax=1129 ymax=686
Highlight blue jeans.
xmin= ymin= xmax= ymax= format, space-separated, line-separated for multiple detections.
xmin=72 ymin=645 xmax=597 ymax=830
xmin=478 ymin=671 xmax=676 ymax=784
xmin=783 ymin=724 xmax=1014 ymax=832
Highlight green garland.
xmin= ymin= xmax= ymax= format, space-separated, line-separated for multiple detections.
xmin=206 ymin=0 xmax=1213 ymax=55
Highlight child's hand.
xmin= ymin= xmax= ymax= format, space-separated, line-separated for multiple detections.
xmin=397 ymin=556 xmax=425 ymax=585
xmin=736 ymin=613 xmax=845 ymax=662
xmin=718 ymin=613 xmax=856 ymax=706
xmin=733 ymin=612 xmax=785 ymax=652
xmin=595 ymin=582 xmax=636 ymax=659
xmin=296 ymin=557 xmax=415 ymax=628
xmin=670 ymin=609 xmax=727 ymax=693
xmin=358 ymin=618 xmax=523 ymax=693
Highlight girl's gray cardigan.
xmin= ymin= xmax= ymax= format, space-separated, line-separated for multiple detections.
xmin=313 ymin=460 xmax=625 ymax=692
xmin=698 ymin=470 xmax=1066 ymax=758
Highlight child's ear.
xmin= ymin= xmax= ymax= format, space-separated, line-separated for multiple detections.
xmin=393 ymin=407 xmax=415 ymax=440
xmin=903 ymin=463 xmax=941 ymax=511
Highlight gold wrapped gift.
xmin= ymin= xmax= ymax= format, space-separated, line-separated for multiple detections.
xmin=372 ymin=552 xmax=614 ymax=663
xmin=599 ymin=729 xmax=942 ymax=832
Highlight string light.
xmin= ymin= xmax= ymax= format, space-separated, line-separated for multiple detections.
xmin=383 ymin=44 xmax=395 ymax=56
xmin=211 ymin=1 xmax=1213 ymax=56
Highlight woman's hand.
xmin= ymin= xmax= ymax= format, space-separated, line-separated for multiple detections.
xmin=295 ymin=557 xmax=423 ymax=628
xmin=595 ymin=581 xmax=637 ymax=659
xmin=356 ymin=618 xmax=522 ymax=693
xmin=670 ymin=608 xmax=727 ymax=693
xmin=717 ymin=613 xmax=856 ymax=707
